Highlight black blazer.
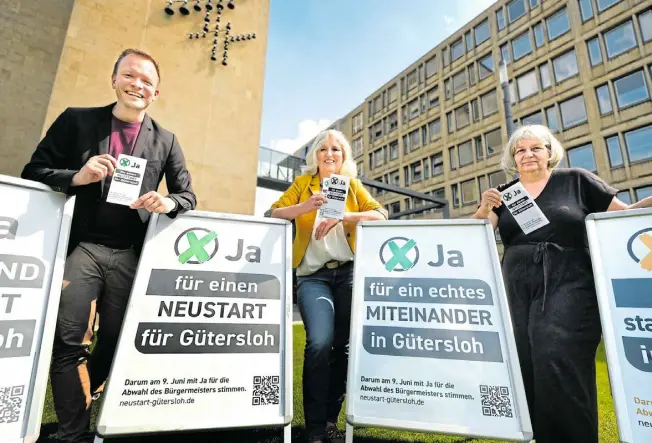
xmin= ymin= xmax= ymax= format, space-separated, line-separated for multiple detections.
xmin=21 ymin=103 xmax=197 ymax=255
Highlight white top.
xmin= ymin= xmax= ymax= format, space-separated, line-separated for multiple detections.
xmin=295 ymin=217 xmax=354 ymax=276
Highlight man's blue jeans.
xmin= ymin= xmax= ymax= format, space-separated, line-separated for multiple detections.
xmin=297 ymin=262 xmax=353 ymax=441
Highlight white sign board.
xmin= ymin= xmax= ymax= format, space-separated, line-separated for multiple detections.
xmin=96 ymin=211 xmax=293 ymax=438
xmin=586 ymin=209 xmax=652 ymax=443
xmin=0 ymin=174 xmax=73 ymax=443
xmin=346 ymin=220 xmax=532 ymax=442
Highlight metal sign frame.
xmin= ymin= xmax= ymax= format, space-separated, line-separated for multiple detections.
xmin=586 ymin=208 xmax=652 ymax=443
xmin=0 ymin=174 xmax=75 ymax=443
xmin=95 ymin=210 xmax=293 ymax=441
xmin=345 ymin=219 xmax=532 ymax=443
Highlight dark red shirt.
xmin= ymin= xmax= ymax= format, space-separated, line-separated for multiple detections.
xmin=109 ymin=116 xmax=142 ymax=158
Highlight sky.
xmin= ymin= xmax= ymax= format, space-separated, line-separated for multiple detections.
xmin=259 ymin=0 xmax=497 ymax=156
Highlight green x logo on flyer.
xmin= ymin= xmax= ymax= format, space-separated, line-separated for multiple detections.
xmin=383 ymin=238 xmax=418 ymax=271
xmin=120 ymin=158 xmax=130 ymax=167
xmin=178 ymin=230 xmax=217 ymax=264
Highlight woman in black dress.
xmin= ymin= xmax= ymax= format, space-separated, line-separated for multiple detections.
xmin=472 ymin=124 xmax=652 ymax=443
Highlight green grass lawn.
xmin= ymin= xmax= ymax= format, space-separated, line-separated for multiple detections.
xmin=36 ymin=324 xmax=619 ymax=442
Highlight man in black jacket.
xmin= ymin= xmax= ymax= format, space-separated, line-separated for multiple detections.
xmin=22 ymin=48 xmax=196 ymax=443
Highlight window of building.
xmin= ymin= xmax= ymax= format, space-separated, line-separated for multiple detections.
xmin=455 ymin=104 xmax=471 ymax=129
xmin=475 ymin=19 xmax=490 ymax=45
xmin=461 ymin=179 xmax=478 ymax=204
xmin=579 ymin=0 xmax=594 ymax=21
xmin=402 ymin=135 xmax=409 ymax=155
xmin=517 ymin=70 xmax=539 ymax=100
xmin=447 ymin=112 xmax=454 ymax=134
xmin=387 ymin=112 xmax=398 ymax=133
xmin=587 ymin=37 xmax=603 ymax=66
xmin=545 ymin=106 xmax=559 ymax=132
xmin=471 ymin=99 xmax=480 ymax=122
xmin=422 ymin=125 xmax=428 ymax=146
xmin=448 ymin=147 xmax=458 ymax=174
xmin=624 ymin=124 xmax=652 ymax=163
xmin=617 ymin=190 xmax=632 ymax=204
xmin=452 ymin=38 xmax=465 ymax=61
xmin=407 ymin=69 xmax=418 ymax=89
xmin=606 ymin=135 xmax=623 ymax=167
xmin=605 ymin=20 xmax=637 ymax=59
xmin=530 ymin=0 xmax=539 ymax=8
xmin=596 ymin=84 xmax=613 ymax=115
xmin=560 ymin=94 xmax=588 ymax=129
xmin=389 ymin=140 xmax=399 ymax=160
xmin=453 ymin=70 xmax=467 ymax=94
xmin=409 ymin=129 xmax=421 ymax=151
xmin=411 ymin=161 xmax=422 ymax=182
xmin=479 ymin=175 xmax=488 ymax=195
xmin=431 ymin=153 xmax=444 ymax=176
xmin=547 ymin=7 xmax=571 ymax=41
xmin=429 ymin=118 xmax=441 ymax=140
xmin=613 ymin=70 xmax=650 ymax=109
xmin=522 ymin=110 xmax=544 ymax=125
xmin=552 ymin=49 xmax=579 ymax=83
xmin=510 ymin=81 xmax=517 ymax=104
xmin=352 ymin=112 xmax=363 ymax=134
xmin=500 ymin=44 xmax=511 ymax=64
xmin=390 ymin=201 xmax=401 ymax=214
xmin=478 ymin=54 xmax=494 ymax=80
xmin=568 ymin=143 xmax=596 ymax=171
xmin=373 ymin=148 xmax=384 ymax=168
xmin=452 ymin=183 xmax=460 ymax=207
xmin=489 ymin=170 xmax=507 ymax=187
xmin=404 ymin=198 xmax=412 ymax=211
xmin=635 ymin=186 xmax=652 ymax=202
xmin=507 ymin=0 xmax=527 ymax=23
xmin=475 ymin=135 xmax=484 ymax=160
xmin=533 ymin=22 xmax=545 ymax=48
xmin=640 ymin=9 xmax=652 ymax=42
xmin=485 ymin=128 xmax=503 ymax=156
xmin=445 ymin=78 xmax=452 ymax=100
xmin=388 ymin=84 xmax=398 ymax=103
xmin=443 ymin=46 xmax=450 ymax=67
xmin=468 ymin=64 xmax=476 ymax=85
xmin=357 ymin=161 xmax=364 ymax=177
xmin=458 ymin=140 xmax=474 ymax=166
xmin=425 ymin=55 xmax=438 ymax=78
xmin=597 ymin=0 xmax=621 ymax=12
xmin=482 ymin=89 xmax=499 ymax=116
xmin=427 ymin=88 xmax=440 ymax=110
xmin=512 ymin=31 xmax=533 ymax=60
xmin=408 ymin=98 xmax=420 ymax=120
xmin=465 ymin=31 xmax=473 ymax=52
xmin=352 ymin=138 xmax=363 ymax=158
xmin=539 ymin=63 xmax=551 ymax=89
xmin=497 ymin=8 xmax=506 ymax=31
xmin=391 ymin=170 xmax=400 ymax=185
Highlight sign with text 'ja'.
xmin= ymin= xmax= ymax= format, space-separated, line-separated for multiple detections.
xmin=0 ymin=174 xmax=73 ymax=443
xmin=587 ymin=209 xmax=652 ymax=443
xmin=346 ymin=219 xmax=532 ymax=442
xmin=97 ymin=211 xmax=293 ymax=438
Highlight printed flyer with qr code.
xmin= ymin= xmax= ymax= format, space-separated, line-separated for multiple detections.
xmin=96 ymin=213 xmax=292 ymax=437
xmin=346 ymin=221 xmax=532 ymax=442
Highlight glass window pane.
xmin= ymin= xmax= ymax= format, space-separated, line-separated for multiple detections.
xmin=547 ymin=7 xmax=570 ymax=41
xmin=597 ymin=0 xmax=621 ymax=12
xmin=624 ymin=125 xmax=652 ymax=163
xmin=546 ymin=106 xmax=559 ymax=132
xmin=617 ymin=190 xmax=632 ymax=204
xmin=452 ymin=38 xmax=465 ymax=61
xmin=458 ymin=141 xmax=474 ymax=166
xmin=579 ymin=0 xmax=594 ymax=21
xmin=466 ymin=32 xmax=473 ymax=51
xmin=453 ymin=70 xmax=467 ymax=94
xmin=614 ymin=70 xmax=649 ymax=109
xmin=530 ymin=0 xmax=539 ymax=8
xmin=468 ymin=65 xmax=476 ymax=85
xmin=508 ymin=0 xmax=527 ymax=23
xmin=605 ymin=21 xmax=637 ymax=59
xmin=482 ymin=90 xmax=499 ymax=116
xmin=475 ymin=135 xmax=484 ymax=160
xmin=461 ymin=179 xmax=478 ymax=204
xmin=485 ymin=128 xmax=503 ymax=156
xmin=471 ymin=99 xmax=480 ymax=121
xmin=534 ymin=22 xmax=545 ymax=47
xmin=596 ymin=84 xmax=613 ymax=114
xmin=425 ymin=56 xmax=437 ymax=78
xmin=588 ymin=38 xmax=603 ymax=66
xmin=522 ymin=110 xmax=543 ymax=125
xmin=606 ymin=136 xmax=623 ymax=167
xmin=560 ymin=95 xmax=588 ymax=128
xmin=455 ymin=104 xmax=470 ymax=129
xmin=447 ymin=112 xmax=454 ymax=133
xmin=636 ymin=186 xmax=652 ymax=201
xmin=553 ymin=49 xmax=579 ymax=83
xmin=431 ymin=153 xmax=444 ymax=175
xmin=568 ymin=143 xmax=597 ymax=171
xmin=512 ymin=31 xmax=533 ymax=60
xmin=489 ymin=170 xmax=507 ymax=187
xmin=478 ymin=54 xmax=494 ymax=80
xmin=497 ymin=8 xmax=506 ymax=30
xmin=501 ymin=44 xmax=511 ymax=64
xmin=517 ymin=70 xmax=539 ymax=99
xmin=452 ymin=184 xmax=460 ymax=207
xmin=475 ymin=19 xmax=490 ymax=45
xmin=449 ymin=147 xmax=457 ymax=170
xmin=540 ymin=63 xmax=551 ymax=89
xmin=429 ymin=118 xmax=441 ymax=140
xmin=445 ymin=78 xmax=452 ymax=99
xmin=640 ymin=9 xmax=652 ymax=43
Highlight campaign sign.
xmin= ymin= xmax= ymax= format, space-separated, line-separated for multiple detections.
xmin=346 ymin=219 xmax=532 ymax=442
xmin=586 ymin=209 xmax=652 ymax=443
xmin=96 ymin=211 xmax=292 ymax=437
xmin=0 ymin=174 xmax=73 ymax=443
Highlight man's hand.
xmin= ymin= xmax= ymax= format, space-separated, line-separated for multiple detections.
xmin=315 ymin=218 xmax=340 ymax=241
xmin=71 ymin=154 xmax=117 ymax=186
xmin=131 ymin=191 xmax=177 ymax=214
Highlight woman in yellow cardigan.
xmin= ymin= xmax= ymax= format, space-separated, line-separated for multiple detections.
xmin=269 ymin=129 xmax=386 ymax=443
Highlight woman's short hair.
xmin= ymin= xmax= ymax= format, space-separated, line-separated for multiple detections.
xmin=303 ymin=129 xmax=358 ymax=178
xmin=501 ymin=124 xmax=565 ymax=174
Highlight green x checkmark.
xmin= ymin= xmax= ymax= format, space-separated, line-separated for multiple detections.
xmin=178 ymin=231 xmax=217 ymax=264
xmin=384 ymin=239 xmax=417 ymax=271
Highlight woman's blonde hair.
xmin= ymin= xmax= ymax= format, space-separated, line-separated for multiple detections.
xmin=303 ymin=129 xmax=358 ymax=178
xmin=501 ymin=124 xmax=565 ymax=174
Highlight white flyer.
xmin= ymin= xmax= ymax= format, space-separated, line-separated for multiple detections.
xmin=106 ymin=154 xmax=147 ymax=206
xmin=319 ymin=174 xmax=350 ymax=220
xmin=500 ymin=181 xmax=549 ymax=234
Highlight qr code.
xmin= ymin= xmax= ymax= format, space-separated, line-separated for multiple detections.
xmin=0 ymin=385 xmax=25 ymax=424
xmin=252 ymin=376 xmax=280 ymax=406
xmin=480 ymin=385 xmax=513 ymax=418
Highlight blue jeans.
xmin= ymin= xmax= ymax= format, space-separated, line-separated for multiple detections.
xmin=297 ymin=262 xmax=353 ymax=441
